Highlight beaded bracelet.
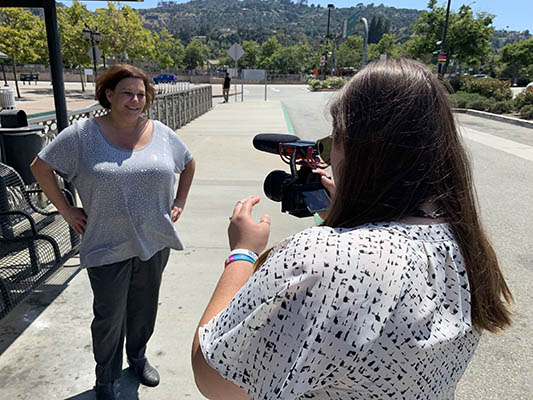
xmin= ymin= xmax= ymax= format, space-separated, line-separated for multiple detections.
xmin=224 ymin=254 xmax=255 ymax=268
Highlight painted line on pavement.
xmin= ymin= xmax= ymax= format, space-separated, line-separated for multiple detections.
xmin=280 ymin=101 xmax=295 ymax=135
xmin=460 ymin=126 xmax=533 ymax=162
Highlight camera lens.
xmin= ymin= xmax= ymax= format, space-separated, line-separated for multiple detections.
xmin=263 ymin=170 xmax=290 ymax=202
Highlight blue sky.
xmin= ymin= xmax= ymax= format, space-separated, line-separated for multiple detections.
xmin=65 ymin=0 xmax=531 ymax=32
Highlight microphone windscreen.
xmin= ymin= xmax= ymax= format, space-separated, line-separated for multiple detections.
xmin=253 ymin=133 xmax=300 ymax=154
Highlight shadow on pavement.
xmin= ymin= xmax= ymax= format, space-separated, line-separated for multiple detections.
xmin=64 ymin=388 xmax=95 ymax=400
xmin=0 ymin=260 xmax=82 ymax=356
xmin=118 ymin=368 xmax=141 ymax=399
xmin=62 ymin=365 xmax=141 ymax=400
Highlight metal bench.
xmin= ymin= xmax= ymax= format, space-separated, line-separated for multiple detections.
xmin=20 ymin=73 xmax=39 ymax=85
xmin=0 ymin=162 xmax=80 ymax=319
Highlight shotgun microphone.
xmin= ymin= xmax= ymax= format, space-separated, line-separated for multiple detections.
xmin=252 ymin=133 xmax=299 ymax=154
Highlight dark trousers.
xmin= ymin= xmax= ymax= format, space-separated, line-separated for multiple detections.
xmin=87 ymin=248 xmax=170 ymax=383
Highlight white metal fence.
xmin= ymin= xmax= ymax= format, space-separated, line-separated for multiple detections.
xmin=28 ymin=84 xmax=212 ymax=143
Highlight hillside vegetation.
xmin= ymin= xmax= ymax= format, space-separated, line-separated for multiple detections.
xmin=140 ymin=0 xmax=421 ymax=46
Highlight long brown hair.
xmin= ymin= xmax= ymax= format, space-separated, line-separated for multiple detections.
xmin=257 ymin=59 xmax=512 ymax=333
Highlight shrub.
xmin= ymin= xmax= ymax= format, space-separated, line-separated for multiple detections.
xmin=451 ymin=91 xmax=487 ymax=109
xmin=449 ymin=75 xmax=513 ymax=101
xmin=448 ymin=75 xmax=474 ymax=92
xmin=308 ymin=79 xmax=321 ymax=91
xmin=470 ymin=97 xmax=494 ymax=112
xmin=488 ymin=100 xmax=514 ymax=114
xmin=513 ymin=91 xmax=533 ymax=111
xmin=446 ymin=93 xmax=458 ymax=108
xmin=465 ymin=77 xmax=513 ymax=101
xmin=326 ymin=77 xmax=345 ymax=89
xmin=308 ymin=77 xmax=345 ymax=91
xmin=520 ymin=105 xmax=533 ymax=120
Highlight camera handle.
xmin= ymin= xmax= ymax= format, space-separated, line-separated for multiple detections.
xmin=289 ymin=150 xmax=298 ymax=177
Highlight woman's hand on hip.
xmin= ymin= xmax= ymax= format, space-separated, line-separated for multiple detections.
xmin=61 ymin=206 xmax=87 ymax=235
xmin=171 ymin=198 xmax=185 ymax=222
xmin=228 ymin=196 xmax=271 ymax=255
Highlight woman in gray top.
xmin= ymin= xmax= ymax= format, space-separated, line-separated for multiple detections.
xmin=31 ymin=64 xmax=195 ymax=400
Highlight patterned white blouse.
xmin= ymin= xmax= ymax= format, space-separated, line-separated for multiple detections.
xmin=199 ymin=222 xmax=480 ymax=400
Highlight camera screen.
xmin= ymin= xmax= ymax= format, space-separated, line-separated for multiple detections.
xmin=302 ymin=190 xmax=331 ymax=213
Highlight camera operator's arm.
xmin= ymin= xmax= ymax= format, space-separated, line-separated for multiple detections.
xmin=192 ymin=196 xmax=270 ymax=400
xmin=313 ymin=169 xmax=336 ymax=220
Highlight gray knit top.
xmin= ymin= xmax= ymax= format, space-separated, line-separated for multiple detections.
xmin=38 ymin=118 xmax=193 ymax=268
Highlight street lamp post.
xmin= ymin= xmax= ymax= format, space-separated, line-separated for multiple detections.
xmin=322 ymin=4 xmax=335 ymax=80
xmin=83 ymin=25 xmax=101 ymax=81
xmin=360 ymin=17 xmax=369 ymax=69
xmin=437 ymin=0 xmax=452 ymax=79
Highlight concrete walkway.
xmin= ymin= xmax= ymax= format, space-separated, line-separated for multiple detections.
xmin=0 ymin=100 xmax=314 ymax=399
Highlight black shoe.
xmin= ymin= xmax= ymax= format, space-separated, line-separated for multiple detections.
xmin=94 ymin=381 xmax=116 ymax=400
xmin=128 ymin=358 xmax=160 ymax=387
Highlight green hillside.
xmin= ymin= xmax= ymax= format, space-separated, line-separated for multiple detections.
xmin=139 ymin=0 xmax=421 ymax=46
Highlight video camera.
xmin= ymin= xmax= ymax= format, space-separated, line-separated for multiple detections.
xmin=253 ymin=133 xmax=330 ymax=218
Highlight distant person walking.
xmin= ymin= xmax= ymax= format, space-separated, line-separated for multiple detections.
xmin=30 ymin=64 xmax=195 ymax=400
xmin=223 ymin=72 xmax=231 ymax=103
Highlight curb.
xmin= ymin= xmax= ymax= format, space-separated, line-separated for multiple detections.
xmin=306 ymin=87 xmax=339 ymax=92
xmin=453 ymin=108 xmax=533 ymax=130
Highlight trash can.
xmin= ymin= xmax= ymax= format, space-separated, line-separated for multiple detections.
xmin=0 ymin=88 xmax=16 ymax=110
xmin=0 ymin=125 xmax=45 ymax=185
xmin=0 ymin=109 xmax=28 ymax=128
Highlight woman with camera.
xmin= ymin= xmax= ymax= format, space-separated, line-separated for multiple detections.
xmin=191 ymin=59 xmax=513 ymax=399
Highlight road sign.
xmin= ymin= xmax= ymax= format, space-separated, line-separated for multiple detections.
xmin=243 ymin=69 xmax=267 ymax=80
xmin=437 ymin=54 xmax=447 ymax=64
xmin=343 ymin=12 xmax=360 ymax=38
xmin=227 ymin=43 xmax=244 ymax=62
xmin=320 ymin=56 xmax=326 ymax=66
xmin=87 ymin=46 xmax=102 ymax=60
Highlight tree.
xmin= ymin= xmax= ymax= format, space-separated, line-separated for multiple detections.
xmin=368 ymin=15 xmax=390 ymax=44
xmin=183 ymin=39 xmax=209 ymax=70
xmin=96 ymin=3 xmax=155 ymax=63
xmin=153 ymin=29 xmax=185 ymax=70
xmin=501 ymin=38 xmax=533 ymax=84
xmin=57 ymin=0 xmax=93 ymax=91
xmin=335 ymin=35 xmax=364 ymax=69
xmin=240 ymin=40 xmax=260 ymax=69
xmin=367 ymin=33 xmax=400 ymax=62
xmin=0 ymin=8 xmax=45 ymax=98
xmin=407 ymin=0 xmax=494 ymax=69
xmin=259 ymin=37 xmax=281 ymax=69
xmin=266 ymin=42 xmax=311 ymax=74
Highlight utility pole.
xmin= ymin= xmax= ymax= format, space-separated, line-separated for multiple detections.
xmin=360 ymin=17 xmax=369 ymax=69
xmin=83 ymin=25 xmax=101 ymax=81
xmin=437 ymin=0 xmax=452 ymax=79
xmin=322 ymin=4 xmax=335 ymax=80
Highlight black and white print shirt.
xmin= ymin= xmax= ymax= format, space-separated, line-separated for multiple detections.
xmin=199 ymin=222 xmax=480 ymax=400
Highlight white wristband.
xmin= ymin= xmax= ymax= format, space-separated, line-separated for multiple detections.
xmin=230 ymin=248 xmax=258 ymax=262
